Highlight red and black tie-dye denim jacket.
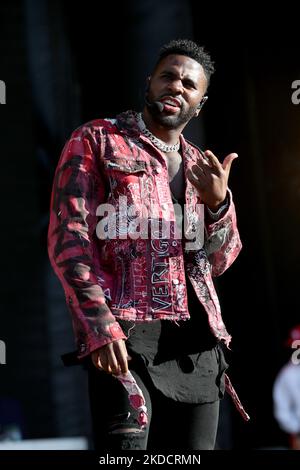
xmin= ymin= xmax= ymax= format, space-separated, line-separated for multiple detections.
xmin=48 ymin=110 xmax=242 ymax=360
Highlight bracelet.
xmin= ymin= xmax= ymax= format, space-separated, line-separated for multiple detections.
xmin=206 ymin=199 xmax=229 ymax=220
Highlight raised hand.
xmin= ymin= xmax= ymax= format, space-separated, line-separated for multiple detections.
xmin=186 ymin=150 xmax=238 ymax=210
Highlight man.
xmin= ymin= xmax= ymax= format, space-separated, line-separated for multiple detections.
xmin=48 ymin=39 xmax=247 ymax=450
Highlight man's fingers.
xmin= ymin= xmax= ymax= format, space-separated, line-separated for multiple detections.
xmin=91 ymin=351 xmax=100 ymax=369
xmin=196 ymin=155 xmax=210 ymax=171
xmin=106 ymin=347 xmax=120 ymax=375
xmin=91 ymin=350 xmax=111 ymax=373
xmin=97 ymin=356 xmax=103 ymax=369
xmin=101 ymin=355 xmax=113 ymax=374
xmin=91 ymin=350 xmax=103 ymax=369
xmin=203 ymin=150 xmax=222 ymax=172
xmin=192 ymin=164 xmax=206 ymax=178
xmin=222 ymin=153 xmax=238 ymax=174
xmin=114 ymin=341 xmax=129 ymax=375
xmin=186 ymin=168 xmax=206 ymax=189
xmin=187 ymin=167 xmax=203 ymax=181
xmin=99 ymin=353 xmax=110 ymax=372
xmin=186 ymin=168 xmax=197 ymax=184
xmin=91 ymin=340 xmax=131 ymax=375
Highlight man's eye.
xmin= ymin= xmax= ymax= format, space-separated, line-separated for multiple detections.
xmin=184 ymin=81 xmax=195 ymax=89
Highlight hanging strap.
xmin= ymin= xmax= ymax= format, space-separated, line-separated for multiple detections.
xmin=225 ymin=373 xmax=250 ymax=421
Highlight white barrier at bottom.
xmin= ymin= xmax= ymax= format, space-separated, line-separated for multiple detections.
xmin=0 ymin=437 xmax=88 ymax=450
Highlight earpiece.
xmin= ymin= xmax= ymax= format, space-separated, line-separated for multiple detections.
xmin=197 ymin=96 xmax=208 ymax=110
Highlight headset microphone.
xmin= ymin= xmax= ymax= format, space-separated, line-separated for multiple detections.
xmin=145 ymin=97 xmax=164 ymax=112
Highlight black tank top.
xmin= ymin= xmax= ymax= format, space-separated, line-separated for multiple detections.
xmin=118 ymin=271 xmax=228 ymax=404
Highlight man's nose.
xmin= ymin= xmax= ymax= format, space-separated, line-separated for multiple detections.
xmin=167 ymin=79 xmax=183 ymax=94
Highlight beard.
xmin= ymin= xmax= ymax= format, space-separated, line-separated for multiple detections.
xmin=145 ymin=95 xmax=198 ymax=129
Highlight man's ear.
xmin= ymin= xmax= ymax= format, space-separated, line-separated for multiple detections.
xmin=195 ymin=96 xmax=208 ymax=116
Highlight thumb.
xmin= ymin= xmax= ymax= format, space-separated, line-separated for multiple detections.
xmin=223 ymin=153 xmax=238 ymax=174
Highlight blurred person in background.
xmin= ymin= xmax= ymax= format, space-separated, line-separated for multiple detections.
xmin=273 ymin=324 xmax=300 ymax=450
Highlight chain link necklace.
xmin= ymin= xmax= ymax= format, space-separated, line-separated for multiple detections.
xmin=137 ymin=112 xmax=180 ymax=153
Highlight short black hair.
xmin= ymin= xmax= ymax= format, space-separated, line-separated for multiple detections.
xmin=156 ymin=39 xmax=215 ymax=84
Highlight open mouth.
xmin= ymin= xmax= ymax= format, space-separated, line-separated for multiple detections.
xmin=159 ymin=96 xmax=182 ymax=113
xmin=160 ymin=96 xmax=181 ymax=107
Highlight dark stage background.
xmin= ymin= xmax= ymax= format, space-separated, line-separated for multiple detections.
xmin=1 ymin=0 xmax=300 ymax=450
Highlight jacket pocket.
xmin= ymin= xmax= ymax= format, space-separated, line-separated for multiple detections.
xmin=103 ymin=158 xmax=148 ymax=201
xmin=103 ymin=158 xmax=148 ymax=174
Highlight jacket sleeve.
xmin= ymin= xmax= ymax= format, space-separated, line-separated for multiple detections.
xmin=204 ymin=189 xmax=242 ymax=277
xmin=47 ymin=125 xmax=126 ymax=359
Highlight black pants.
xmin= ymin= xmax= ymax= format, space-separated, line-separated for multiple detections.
xmin=87 ymin=357 xmax=220 ymax=451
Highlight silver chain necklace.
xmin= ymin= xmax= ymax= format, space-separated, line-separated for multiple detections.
xmin=137 ymin=113 xmax=180 ymax=153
